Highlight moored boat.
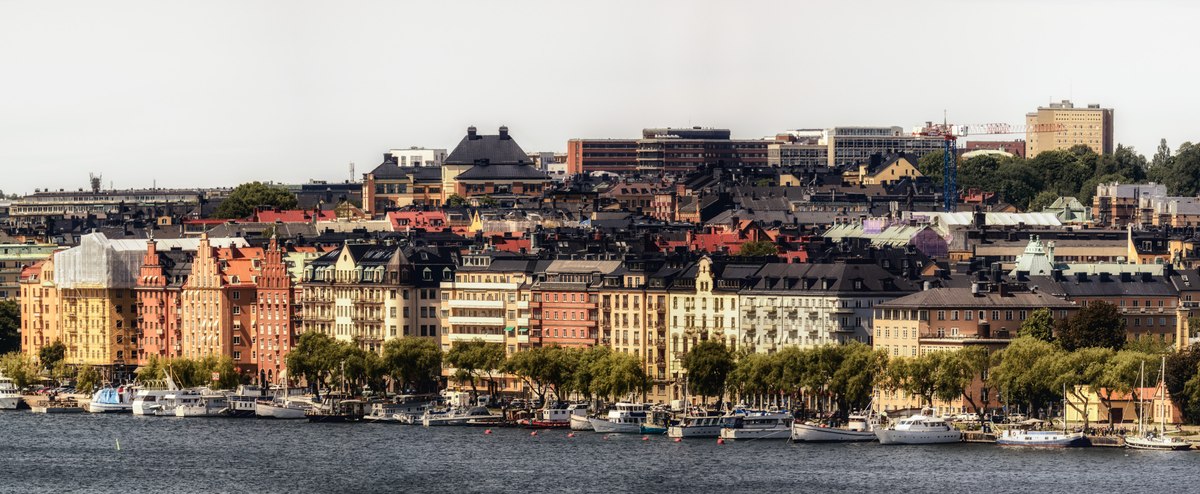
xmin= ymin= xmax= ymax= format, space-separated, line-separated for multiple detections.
xmin=589 ymin=402 xmax=647 ymax=433
xmin=306 ymin=395 xmax=366 ymax=423
xmin=421 ymin=406 xmax=496 ymax=426
xmin=88 ymin=385 xmax=135 ymax=413
xmin=668 ymin=414 xmax=732 ymax=439
xmin=175 ymin=393 xmax=230 ymax=418
xmin=720 ymin=412 xmax=793 ymax=440
xmin=792 ymin=411 xmax=877 ymax=442
xmin=997 ymin=428 xmax=1088 ymax=447
xmin=570 ymin=413 xmax=594 ymax=431
xmin=1126 ymin=357 xmax=1191 ymax=451
xmin=875 ymin=413 xmax=961 ymax=445
xmin=255 ymin=396 xmax=312 ymax=419
xmin=0 ymin=376 xmax=23 ymax=410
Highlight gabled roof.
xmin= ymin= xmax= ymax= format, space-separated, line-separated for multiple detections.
xmin=455 ymin=164 xmax=549 ymax=181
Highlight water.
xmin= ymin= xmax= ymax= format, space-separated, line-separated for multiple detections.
xmin=0 ymin=412 xmax=1193 ymax=493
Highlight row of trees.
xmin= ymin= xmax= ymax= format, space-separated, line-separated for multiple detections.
xmin=136 ymin=355 xmax=242 ymax=390
xmin=285 ymin=332 xmax=443 ymax=395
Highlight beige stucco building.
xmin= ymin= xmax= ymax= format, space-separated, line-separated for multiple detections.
xmin=1025 ymin=100 xmax=1113 ymax=157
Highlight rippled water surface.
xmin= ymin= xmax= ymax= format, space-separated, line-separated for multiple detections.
xmin=0 ymin=412 xmax=1194 ymax=493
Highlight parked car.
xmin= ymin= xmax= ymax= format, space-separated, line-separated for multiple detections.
xmin=956 ymin=413 xmax=980 ymax=422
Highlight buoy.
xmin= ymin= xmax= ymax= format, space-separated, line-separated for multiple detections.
xmin=716 ymin=438 xmax=725 ymax=445
xmin=603 ymin=435 xmax=609 ymax=440
xmin=484 ymin=429 xmax=493 ymax=435
xmin=642 ymin=436 xmax=649 ymax=441
xmin=567 ymin=433 xmax=575 ymax=438
xmin=530 ymin=431 xmax=538 ymax=436
xmin=673 ymin=437 xmax=682 ymax=443
xmin=115 ymin=438 xmax=121 ymax=451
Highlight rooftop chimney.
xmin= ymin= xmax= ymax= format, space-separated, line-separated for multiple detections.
xmin=498 ymin=126 xmax=510 ymax=140
xmin=467 ymin=126 xmax=478 ymax=139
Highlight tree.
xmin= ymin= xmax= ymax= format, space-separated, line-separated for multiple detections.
xmin=1026 ymin=190 xmax=1059 ymax=213
xmin=1057 ymin=302 xmax=1125 ymax=351
xmin=214 ymin=181 xmax=298 ymax=219
xmin=286 ymin=332 xmax=341 ymax=393
xmin=444 ymin=194 xmax=469 ymax=207
xmin=38 ymin=341 xmax=67 ymax=371
xmin=1018 ymin=308 xmax=1056 ymax=342
xmin=571 ymin=346 xmax=610 ymax=404
xmin=0 ymin=352 xmax=40 ymax=389
xmin=1152 ymin=138 xmax=1172 ymax=170
xmin=1052 ymin=347 xmax=1115 ymax=430
xmin=382 ymin=337 xmax=443 ymax=394
xmin=0 ymin=300 xmax=19 ymax=354
xmin=882 ymin=354 xmax=939 ymax=408
xmin=1149 ymin=143 xmax=1200 ymax=196
xmin=589 ymin=351 xmax=648 ymax=403
xmin=76 ymin=365 xmax=103 ymax=395
xmin=827 ymin=343 xmax=888 ymax=416
xmin=934 ymin=346 xmax=991 ymax=413
xmin=989 ymin=336 xmax=1062 ymax=415
xmin=1096 ymin=350 xmax=1158 ymax=426
xmin=735 ymin=241 xmax=778 ymax=257
xmin=504 ymin=346 xmax=557 ymax=404
xmin=1166 ymin=344 xmax=1200 ymax=423
xmin=444 ymin=340 xmax=505 ymax=401
xmin=681 ymin=340 xmax=734 ymax=406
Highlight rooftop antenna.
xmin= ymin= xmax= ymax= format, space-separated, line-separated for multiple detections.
xmin=349 ymin=162 xmax=355 ymax=182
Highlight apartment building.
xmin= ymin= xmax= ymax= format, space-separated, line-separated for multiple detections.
xmin=1025 ymin=100 xmax=1114 ymax=157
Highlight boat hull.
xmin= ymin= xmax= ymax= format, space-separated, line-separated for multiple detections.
xmin=1125 ymin=436 xmax=1192 ymax=451
xmin=589 ymin=417 xmax=640 ymax=434
xmin=721 ymin=427 xmax=791 ymax=440
xmin=667 ymin=425 xmax=723 ymax=439
xmin=997 ymin=432 xmax=1089 ymax=447
xmin=641 ymin=425 xmax=668 ymax=435
xmin=88 ymin=403 xmax=132 ymax=414
xmin=875 ymin=429 xmax=962 ymax=445
xmin=255 ymin=402 xmax=308 ymax=419
xmin=570 ymin=414 xmax=594 ymax=431
xmin=0 ymin=396 xmax=23 ymax=410
xmin=791 ymin=423 xmax=876 ymax=442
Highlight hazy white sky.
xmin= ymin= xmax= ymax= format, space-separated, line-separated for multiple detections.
xmin=2 ymin=0 xmax=1197 ymax=195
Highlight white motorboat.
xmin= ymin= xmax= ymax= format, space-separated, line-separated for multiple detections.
xmin=875 ymin=413 xmax=962 ymax=445
xmin=570 ymin=413 xmax=594 ymax=431
xmin=668 ymin=414 xmax=733 ymax=439
xmin=421 ymin=406 xmax=498 ymax=426
xmin=720 ymin=412 xmax=793 ymax=440
xmin=0 ymin=376 xmax=21 ymax=410
xmin=132 ymin=374 xmax=182 ymax=416
xmin=255 ymin=397 xmax=312 ymax=419
xmin=225 ymin=385 xmax=262 ymax=418
xmin=88 ymin=385 xmax=135 ymax=413
xmin=791 ymin=411 xmax=877 ymax=442
xmin=588 ymin=402 xmax=647 ymax=433
xmin=175 ymin=393 xmax=230 ymax=417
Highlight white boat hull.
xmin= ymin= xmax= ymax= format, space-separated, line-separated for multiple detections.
xmin=875 ymin=429 xmax=962 ymax=445
xmin=791 ymin=423 xmax=877 ymax=442
xmin=88 ymin=402 xmax=132 ymax=414
xmin=721 ymin=427 xmax=791 ymax=440
xmin=570 ymin=414 xmax=594 ymax=431
xmin=255 ymin=402 xmax=308 ymax=419
xmin=589 ymin=417 xmax=640 ymax=434
xmin=667 ymin=425 xmax=723 ymax=439
xmin=175 ymin=405 xmax=227 ymax=418
xmin=1125 ymin=435 xmax=1191 ymax=451
xmin=0 ymin=396 xmax=20 ymax=410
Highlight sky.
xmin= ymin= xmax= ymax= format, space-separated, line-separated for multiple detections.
xmin=2 ymin=0 xmax=1198 ymax=195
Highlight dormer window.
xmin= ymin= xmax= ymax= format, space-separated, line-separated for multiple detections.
xmin=423 ymin=268 xmax=432 ymax=281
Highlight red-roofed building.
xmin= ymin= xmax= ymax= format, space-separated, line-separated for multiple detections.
xmin=387 ymin=210 xmax=448 ymax=232
xmin=252 ymin=208 xmax=336 ymax=223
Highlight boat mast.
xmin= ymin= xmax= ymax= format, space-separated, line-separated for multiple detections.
xmin=1137 ymin=360 xmax=1145 ymax=436
xmin=1158 ymin=356 xmax=1167 ymax=436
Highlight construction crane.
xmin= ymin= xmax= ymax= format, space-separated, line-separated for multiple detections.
xmin=914 ymin=121 xmax=1065 ymax=212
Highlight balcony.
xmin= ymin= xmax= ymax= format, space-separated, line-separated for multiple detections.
xmin=448 ymin=299 xmax=505 ymax=309
xmin=447 ymin=316 xmax=505 ymax=326
xmin=444 ymin=281 xmax=519 ymax=291
xmin=448 ymin=332 xmax=504 ymax=343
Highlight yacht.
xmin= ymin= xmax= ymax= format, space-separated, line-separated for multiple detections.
xmin=1126 ymin=357 xmax=1191 ymax=451
xmin=875 ymin=413 xmax=962 ymax=445
xmin=306 ymin=395 xmax=366 ymax=423
xmin=421 ymin=406 xmax=497 ymax=427
xmin=153 ymin=389 xmax=204 ymax=416
xmin=387 ymin=394 xmax=441 ymax=424
xmin=668 ymin=414 xmax=733 ymax=439
xmin=87 ymin=385 xmax=135 ymax=413
xmin=0 ymin=376 xmax=21 ymax=410
xmin=792 ymin=411 xmax=877 ymax=442
xmin=997 ymin=428 xmax=1088 ymax=448
xmin=225 ymin=385 xmax=261 ymax=418
xmin=521 ymin=404 xmax=589 ymax=429
xmin=132 ymin=374 xmax=181 ymax=416
xmin=1125 ymin=431 xmax=1192 ymax=451
xmin=175 ymin=392 xmax=230 ymax=418
xmin=720 ymin=411 xmax=793 ymax=440
xmin=570 ymin=412 xmax=594 ymax=431
xmin=588 ymin=402 xmax=647 ymax=433
xmin=255 ymin=396 xmax=313 ymax=419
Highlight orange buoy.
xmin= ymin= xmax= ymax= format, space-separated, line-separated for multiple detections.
xmin=484 ymin=429 xmax=493 ymax=434
xmin=716 ymin=438 xmax=725 ymax=445
xmin=673 ymin=438 xmax=682 ymax=443
xmin=567 ymin=433 xmax=575 ymax=438
xmin=530 ymin=431 xmax=538 ymax=436
xmin=642 ymin=436 xmax=649 ymax=441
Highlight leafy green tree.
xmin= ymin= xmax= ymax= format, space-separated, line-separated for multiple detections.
xmin=0 ymin=300 xmax=19 ymax=354
xmin=1018 ymin=308 xmax=1056 ymax=342
xmin=1052 ymin=347 xmax=1115 ymax=430
xmin=38 ymin=341 xmax=67 ymax=371
xmin=934 ymin=346 xmax=991 ymax=413
xmin=0 ymin=352 xmax=40 ymax=388
xmin=444 ymin=194 xmax=469 ymax=207
xmin=1096 ymin=350 xmax=1158 ymax=426
xmin=444 ymin=340 xmax=505 ymax=401
xmin=214 ymin=181 xmax=298 ymax=219
xmin=76 ymin=365 xmax=103 ymax=395
xmin=681 ymin=340 xmax=734 ymax=405
xmin=915 ymin=150 xmax=945 ymax=185
xmin=1166 ymin=344 xmax=1200 ymax=423
xmin=882 ymin=354 xmax=939 ymax=408
xmin=1026 ymin=190 xmax=1059 ymax=213
xmin=728 ymin=351 xmax=780 ymax=402
xmin=382 ymin=337 xmax=443 ymax=394
xmin=1152 ymin=138 xmax=1172 ymax=169
xmin=989 ymin=336 xmax=1062 ymax=414
xmin=286 ymin=332 xmax=341 ymax=393
xmin=735 ymin=241 xmax=778 ymax=257
xmin=1057 ymin=302 xmax=1126 ymax=351
xmin=589 ymin=351 xmax=648 ymax=403
xmin=1149 ymin=142 xmax=1200 ymax=196
xmin=827 ymin=343 xmax=888 ymax=415
xmin=571 ymin=346 xmax=610 ymax=403
xmin=504 ymin=346 xmax=557 ymax=404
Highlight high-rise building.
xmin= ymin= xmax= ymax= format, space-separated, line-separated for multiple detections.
xmin=1025 ymin=100 xmax=1114 ymax=157
xmin=769 ymin=127 xmax=946 ymax=169
xmin=568 ymin=127 xmax=769 ymax=175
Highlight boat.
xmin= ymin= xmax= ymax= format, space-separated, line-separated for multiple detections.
xmin=668 ymin=414 xmax=733 ymax=439
xmin=570 ymin=413 xmax=594 ymax=431
xmin=521 ymin=403 xmax=589 ymax=429
xmin=640 ymin=408 xmax=672 ymax=435
xmin=720 ymin=411 xmax=794 ymax=440
xmin=225 ymin=385 xmax=261 ymax=418
xmin=0 ymin=375 xmax=22 ymax=410
xmin=175 ymin=393 xmax=231 ymax=417
xmin=387 ymin=394 xmax=441 ymax=424
xmin=791 ymin=410 xmax=877 ymax=442
xmin=255 ymin=396 xmax=312 ymax=419
xmin=421 ymin=406 xmax=497 ymax=426
xmin=588 ymin=402 xmax=647 ymax=433
xmin=306 ymin=395 xmax=366 ymax=423
xmin=153 ymin=389 xmax=203 ymax=416
xmin=1126 ymin=357 xmax=1191 ymax=451
xmin=875 ymin=412 xmax=962 ymax=445
xmin=88 ymin=385 xmax=135 ymax=413
xmin=997 ymin=428 xmax=1088 ymax=447
xmin=132 ymin=373 xmax=181 ymax=416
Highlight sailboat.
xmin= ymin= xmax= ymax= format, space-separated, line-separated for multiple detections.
xmin=996 ymin=383 xmax=1087 ymax=447
xmin=1125 ymin=357 xmax=1190 ymax=451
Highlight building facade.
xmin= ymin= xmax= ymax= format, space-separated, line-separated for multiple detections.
xmin=1025 ymin=100 xmax=1114 ymax=157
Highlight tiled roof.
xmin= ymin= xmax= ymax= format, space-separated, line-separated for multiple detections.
xmin=879 ymin=287 xmax=1075 ymax=309
xmin=445 ymin=127 xmax=531 ymax=165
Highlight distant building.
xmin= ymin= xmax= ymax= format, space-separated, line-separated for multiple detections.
xmin=963 ymin=140 xmax=1025 ymax=158
xmin=568 ymin=127 xmax=769 ymax=175
xmin=0 ymin=243 xmax=57 ymax=301
xmin=1092 ymin=182 xmax=1166 ymax=228
xmin=769 ymin=127 xmax=946 ymax=169
xmin=388 ymin=147 xmax=447 ymax=167
xmin=1025 ymin=100 xmax=1113 ymax=157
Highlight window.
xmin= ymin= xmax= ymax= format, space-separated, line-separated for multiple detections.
xmin=937 ymin=311 xmax=945 ymax=321
xmin=233 ymin=306 xmax=241 ymax=315
xmin=233 ymin=336 xmax=242 ymax=345
xmin=232 ymin=291 xmax=240 ymax=300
